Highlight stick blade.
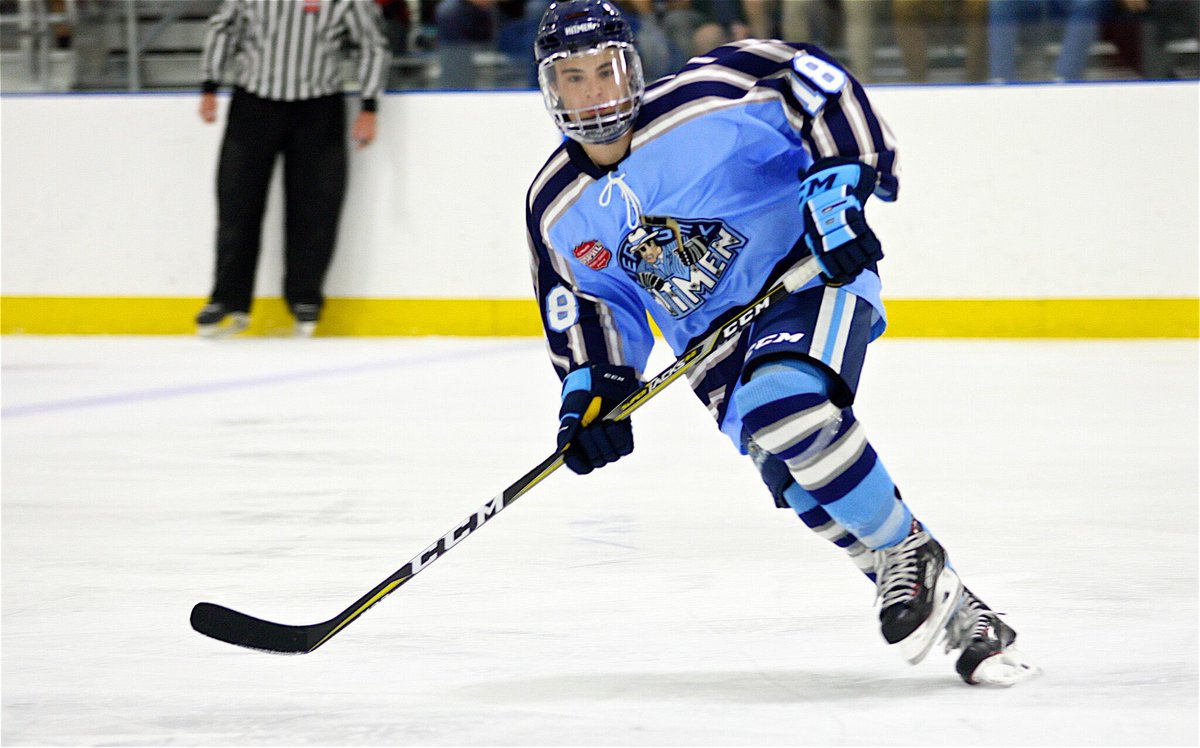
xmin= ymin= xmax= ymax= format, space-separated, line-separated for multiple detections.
xmin=190 ymin=602 xmax=326 ymax=654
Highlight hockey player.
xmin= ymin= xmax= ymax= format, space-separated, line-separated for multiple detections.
xmin=525 ymin=0 xmax=1039 ymax=686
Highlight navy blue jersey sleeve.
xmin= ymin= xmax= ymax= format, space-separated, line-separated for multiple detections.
xmin=783 ymin=43 xmax=900 ymax=201
xmin=525 ymin=188 xmax=654 ymax=382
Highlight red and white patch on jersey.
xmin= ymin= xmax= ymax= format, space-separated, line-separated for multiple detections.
xmin=573 ymin=240 xmax=612 ymax=270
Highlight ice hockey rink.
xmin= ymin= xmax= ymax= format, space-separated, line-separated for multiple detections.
xmin=1 ymin=334 xmax=1196 ymax=745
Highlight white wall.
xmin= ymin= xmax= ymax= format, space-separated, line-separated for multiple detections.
xmin=2 ymin=82 xmax=1196 ymax=299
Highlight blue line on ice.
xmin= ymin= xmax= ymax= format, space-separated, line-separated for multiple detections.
xmin=2 ymin=342 xmax=534 ymax=419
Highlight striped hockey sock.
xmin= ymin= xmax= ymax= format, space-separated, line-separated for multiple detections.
xmin=736 ymin=360 xmax=911 ymax=550
xmin=752 ymin=446 xmax=878 ymax=578
xmin=789 ymin=487 xmax=878 ymax=579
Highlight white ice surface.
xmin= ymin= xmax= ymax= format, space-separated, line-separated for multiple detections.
xmin=2 ymin=335 xmax=1197 ymax=746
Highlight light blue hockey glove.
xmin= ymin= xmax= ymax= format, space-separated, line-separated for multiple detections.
xmin=798 ymin=157 xmax=884 ymax=286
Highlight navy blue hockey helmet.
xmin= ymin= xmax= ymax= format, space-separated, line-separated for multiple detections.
xmin=534 ymin=0 xmax=644 ymax=145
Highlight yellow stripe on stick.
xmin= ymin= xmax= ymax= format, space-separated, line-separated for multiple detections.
xmin=313 ymin=576 xmax=408 ymax=649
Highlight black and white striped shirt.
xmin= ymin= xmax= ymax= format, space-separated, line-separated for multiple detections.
xmin=201 ymin=0 xmax=389 ymax=109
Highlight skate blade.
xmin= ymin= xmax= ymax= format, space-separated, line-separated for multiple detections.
xmin=968 ymin=647 xmax=1042 ymax=687
xmin=294 ymin=321 xmax=316 ymax=338
xmin=197 ymin=314 xmax=249 ymax=338
xmin=898 ymin=567 xmax=963 ymax=665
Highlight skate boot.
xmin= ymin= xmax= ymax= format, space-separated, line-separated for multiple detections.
xmin=196 ymin=303 xmax=249 ymax=337
xmin=942 ymin=588 xmax=1040 ymax=686
xmin=291 ymin=303 xmax=320 ymax=337
xmin=874 ymin=519 xmax=962 ymax=664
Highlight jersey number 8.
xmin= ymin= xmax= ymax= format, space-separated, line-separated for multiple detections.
xmin=790 ymin=54 xmax=847 ymax=116
xmin=546 ymin=285 xmax=579 ymax=333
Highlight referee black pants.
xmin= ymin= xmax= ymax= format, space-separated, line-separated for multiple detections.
xmin=208 ymin=88 xmax=347 ymax=315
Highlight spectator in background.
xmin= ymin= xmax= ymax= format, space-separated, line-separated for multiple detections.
xmin=651 ymin=0 xmax=753 ymax=60
xmin=377 ymin=0 xmax=414 ymax=55
xmin=71 ymin=0 xmax=113 ymax=88
xmin=435 ymin=0 xmax=497 ymax=88
xmin=988 ymin=0 xmax=1110 ymax=82
xmin=690 ymin=0 xmax=755 ymax=55
xmin=618 ymin=0 xmax=684 ymax=78
xmin=632 ymin=1 xmax=881 ymax=82
xmin=893 ymin=0 xmax=988 ymax=82
xmin=195 ymin=0 xmax=390 ymax=337
xmin=497 ymin=0 xmax=553 ymax=87
xmin=741 ymin=0 xmax=883 ymax=82
xmin=437 ymin=0 xmax=547 ymax=88
xmin=741 ymin=0 xmax=832 ymax=44
xmin=738 ymin=0 xmax=879 ymax=81
xmin=1104 ymin=0 xmax=1200 ymax=79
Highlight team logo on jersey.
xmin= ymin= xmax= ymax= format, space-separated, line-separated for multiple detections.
xmin=618 ymin=216 xmax=745 ymax=319
xmin=573 ymin=239 xmax=612 ymax=270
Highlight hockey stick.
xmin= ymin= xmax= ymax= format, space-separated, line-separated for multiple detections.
xmin=190 ymin=256 xmax=821 ymax=654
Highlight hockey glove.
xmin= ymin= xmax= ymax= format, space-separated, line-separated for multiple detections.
xmin=637 ymin=272 xmax=668 ymax=292
xmin=557 ymin=363 xmax=639 ymax=475
xmin=676 ymin=237 xmax=706 ymax=266
xmin=798 ymin=157 xmax=884 ymax=286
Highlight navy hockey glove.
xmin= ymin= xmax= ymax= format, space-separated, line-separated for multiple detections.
xmin=798 ymin=157 xmax=883 ymax=286
xmin=557 ymin=363 xmax=639 ymax=475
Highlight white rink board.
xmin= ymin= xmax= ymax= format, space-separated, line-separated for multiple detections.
xmin=2 ymin=336 xmax=1197 ymax=745
xmin=2 ymin=81 xmax=1197 ymax=299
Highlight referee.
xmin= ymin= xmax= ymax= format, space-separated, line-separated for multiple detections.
xmin=195 ymin=0 xmax=390 ymax=337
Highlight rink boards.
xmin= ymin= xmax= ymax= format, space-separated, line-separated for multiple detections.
xmin=1 ymin=81 xmax=1197 ymax=337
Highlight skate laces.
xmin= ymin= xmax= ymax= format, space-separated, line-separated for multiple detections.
xmin=873 ymin=528 xmax=930 ymax=609
xmin=942 ymin=590 xmax=1004 ymax=653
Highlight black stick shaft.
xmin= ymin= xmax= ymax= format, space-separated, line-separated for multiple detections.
xmin=190 ymin=258 xmax=820 ymax=653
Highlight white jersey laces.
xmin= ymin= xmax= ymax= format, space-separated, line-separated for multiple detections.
xmin=599 ymin=171 xmax=643 ymax=231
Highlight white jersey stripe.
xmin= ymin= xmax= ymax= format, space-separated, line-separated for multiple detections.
xmin=807 ymin=287 xmax=840 ymax=362
xmin=827 ymin=293 xmax=856 ymax=372
xmin=528 ymin=150 xmax=572 ymax=214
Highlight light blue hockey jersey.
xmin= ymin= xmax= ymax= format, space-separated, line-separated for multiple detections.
xmin=526 ymin=39 xmax=899 ymax=385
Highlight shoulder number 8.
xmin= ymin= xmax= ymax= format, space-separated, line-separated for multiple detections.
xmin=790 ymin=54 xmax=847 ymax=115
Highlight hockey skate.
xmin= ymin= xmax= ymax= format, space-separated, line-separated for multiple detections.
xmin=942 ymin=588 xmax=1041 ymax=686
xmin=874 ymin=519 xmax=962 ymax=664
xmin=196 ymin=303 xmax=249 ymax=338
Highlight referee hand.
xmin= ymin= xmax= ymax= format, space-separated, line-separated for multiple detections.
xmin=199 ymin=93 xmax=217 ymax=123
xmin=352 ymin=111 xmax=377 ymax=149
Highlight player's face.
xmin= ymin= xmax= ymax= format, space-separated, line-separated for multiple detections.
xmin=552 ymin=48 xmax=633 ymax=120
xmin=538 ymin=42 xmax=644 ymax=145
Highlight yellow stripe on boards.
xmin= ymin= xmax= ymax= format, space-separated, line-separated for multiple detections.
xmin=884 ymin=298 xmax=1199 ymax=338
xmin=0 ymin=297 xmax=545 ymax=336
xmin=1 ymin=296 xmax=1196 ymax=338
